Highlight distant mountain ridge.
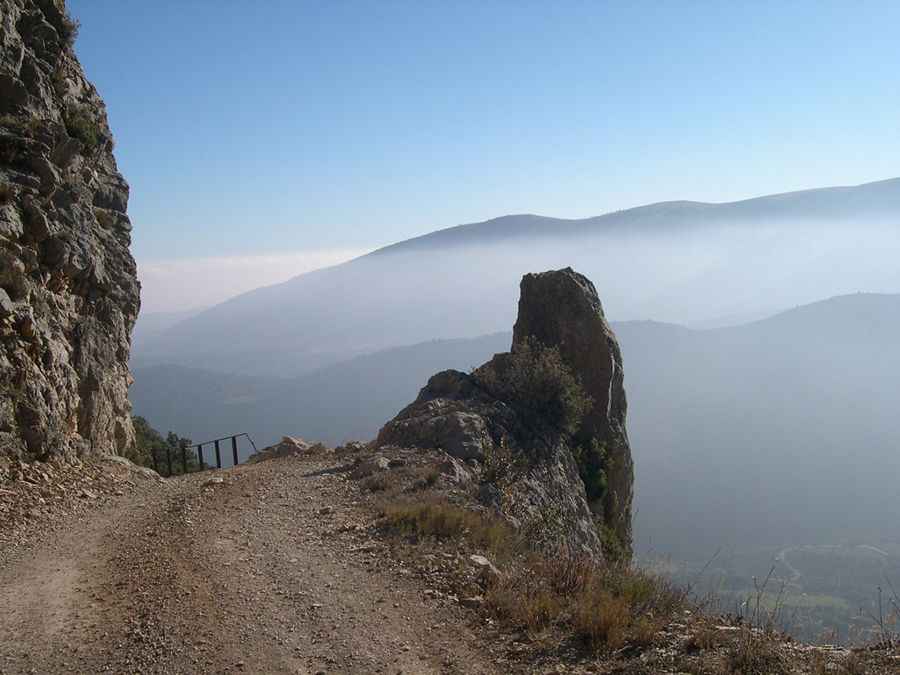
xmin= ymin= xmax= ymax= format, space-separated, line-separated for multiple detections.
xmin=134 ymin=177 xmax=900 ymax=376
xmin=371 ymin=177 xmax=900 ymax=254
xmin=132 ymin=291 xmax=900 ymax=558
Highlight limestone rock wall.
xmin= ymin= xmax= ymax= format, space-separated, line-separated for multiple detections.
xmin=0 ymin=0 xmax=139 ymax=461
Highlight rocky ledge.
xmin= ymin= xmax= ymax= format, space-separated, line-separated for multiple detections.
xmin=377 ymin=268 xmax=634 ymax=560
xmin=0 ymin=0 xmax=139 ymax=463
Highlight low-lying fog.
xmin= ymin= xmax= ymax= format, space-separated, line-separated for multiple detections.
xmin=134 ymin=216 xmax=900 ymax=377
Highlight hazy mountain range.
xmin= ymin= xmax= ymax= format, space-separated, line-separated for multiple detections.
xmin=132 ymin=292 xmax=900 ymax=561
xmin=131 ymin=176 xmax=900 ymax=572
xmin=133 ymin=177 xmax=900 ymax=376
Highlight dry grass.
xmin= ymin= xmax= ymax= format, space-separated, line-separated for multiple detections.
xmin=376 ymin=479 xmax=686 ymax=655
xmin=722 ymin=628 xmax=789 ymax=674
xmin=362 ymin=473 xmax=392 ymax=492
xmin=379 ymin=499 xmax=517 ymax=558
xmin=838 ymin=652 xmax=868 ymax=675
xmin=685 ymin=625 xmax=727 ymax=653
xmin=407 ymin=465 xmax=440 ymax=491
xmin=364 ymin=463 xmax=442 ymax=494
xmin=487 ymin=554 xmax=686 ymax=653
xmin=810 ymin=652 xmax=828 ymax=675
xmin=372 ymin=485 xmax=899 ymax=670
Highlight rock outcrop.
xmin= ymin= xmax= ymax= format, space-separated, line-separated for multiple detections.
xmin=377 ymin=268 xmax=634 ymax=559
xmin=0 ymin=0 xmax=139 ymax=462
xmin=246 ymin=436 xmax=316 ymax=464
xmin=513 ymin=268 xmax=633 ymax=554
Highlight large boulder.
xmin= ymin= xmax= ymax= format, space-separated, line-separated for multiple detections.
xmin=0 ymin=0 xmax=140 ymax=461
xmin=377 ymin=268 xmax=634 ymax=560
xmin=246 ymin=436 xmax=316 ymax=464
xmin=376 ymin=370 xmax=503 ymax=461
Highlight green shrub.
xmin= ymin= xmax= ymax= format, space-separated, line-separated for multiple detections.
xmin=130 ymin=416 xmax=201 ymax=476
xmin=574 ymin=438 xmax=608 ymax=502
xmin=473 ymin=337 xmax=591 ymax=437
xmin=0 ymin=114 xmax=42 ymax=137
xmin=59 ymin=12 xmax=80 ymax=48
xmin=63 ymin=105 xmax=101 ymax=152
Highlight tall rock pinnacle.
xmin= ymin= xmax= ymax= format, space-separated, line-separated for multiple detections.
xmin=378 ymin=267 xmax=634 ymax=559
xmin=513 ymin=267 xmax=634 ymax=554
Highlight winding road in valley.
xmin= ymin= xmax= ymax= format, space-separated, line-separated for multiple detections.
xmin=775 ymin=543 xmax=891 ymax=586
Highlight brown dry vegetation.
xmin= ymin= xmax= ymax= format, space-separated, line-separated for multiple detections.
xmin=377 ymin=493 xmax=684 ymax=654
xmin=487 ymin=555 xmax=684 ymax=653
xmin=355 ymin=446 xmax=900 ymax=673
xmin=380 ymin=498 xmax=517 ymax=559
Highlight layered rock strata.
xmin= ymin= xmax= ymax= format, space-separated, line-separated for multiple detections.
xmin=0 ymin=0 xmax=139 ymax=461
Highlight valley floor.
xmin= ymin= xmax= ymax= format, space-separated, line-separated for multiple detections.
xmin=0 ymin=456 xmax=498 ymax=674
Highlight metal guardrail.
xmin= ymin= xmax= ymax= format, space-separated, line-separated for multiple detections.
xmin=150 ymin=433 xmax=258 ymax=476
xmin=196 ymin=432 xmax=259 ymax=470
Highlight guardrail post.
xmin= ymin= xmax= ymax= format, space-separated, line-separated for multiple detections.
xmin=214 ymin=440 xmax=222 ymax=469
xmin=231 ymin=436 xmax=239 ymax=467
xmin=197 ymin=443 xmax=204 ymax=469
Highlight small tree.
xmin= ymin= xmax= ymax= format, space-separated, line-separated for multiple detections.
xmin=131 ymin=416 xmax=200 ymax=476
xmin=473 ymin=337 xmax=592 ymax=437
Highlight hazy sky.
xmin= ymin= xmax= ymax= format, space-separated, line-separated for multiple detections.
xmin=69 ymin=1 xmax=900 ymax=307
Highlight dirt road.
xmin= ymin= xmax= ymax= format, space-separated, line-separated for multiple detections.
xmin=0 ymin=455 xmax=500 ymax=674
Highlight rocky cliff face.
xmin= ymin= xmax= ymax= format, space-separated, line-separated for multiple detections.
xmin=378 ymin=268 xmax=634 ymax=560
xmin=0 ymin=0 xmax=139 ymax=461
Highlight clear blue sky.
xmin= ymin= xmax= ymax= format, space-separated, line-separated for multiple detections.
xmin=70 ymin=0 xmax=900 ymax=262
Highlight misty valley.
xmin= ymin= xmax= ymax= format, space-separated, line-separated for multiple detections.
xmin=129 ymin=180 xmax=900 ymax=645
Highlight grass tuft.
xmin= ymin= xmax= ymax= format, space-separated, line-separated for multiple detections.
xmin=723 ymin=628 xmax=789 ymax=675
xmin=379 ymin=499 xmax=517 ymax=558
xmin=362 ymin=473 xmax=391 ymax=492
xmin=63 ymin=105 xmax=102 ymax=152
xmin=487 ymin=554 xmax=686 ymax=653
